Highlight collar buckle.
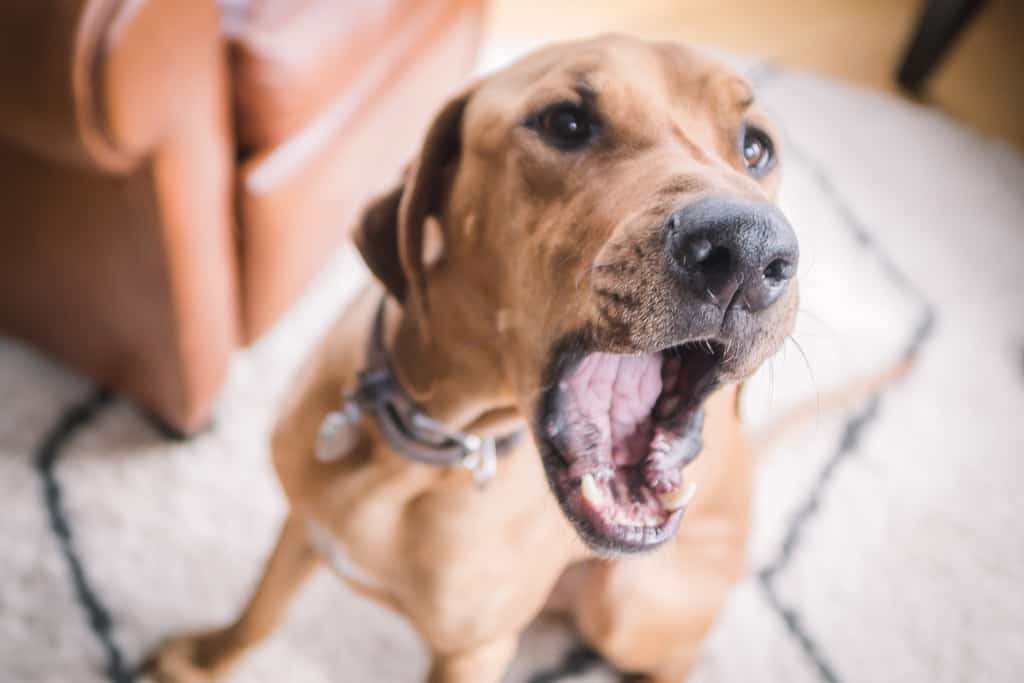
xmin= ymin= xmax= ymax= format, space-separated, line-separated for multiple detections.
xmin=409 ymin=413 xmax=498 ymax=488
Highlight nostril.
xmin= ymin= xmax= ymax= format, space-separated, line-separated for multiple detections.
xmin=683 ymin=237 xmax=712 ymax=265
xmin=681 ymin=236 xmax=732 ymax=276
xmin=745 ymin=256 xmax=796 ymax=311
xmin=763 ymin=258 xmax=795 ymax=284
xmin=701 ymin=246 xmax=732 ymax=275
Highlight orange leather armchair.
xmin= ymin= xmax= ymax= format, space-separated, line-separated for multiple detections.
xmin=0 ymin=0 xmax=483 ymax=434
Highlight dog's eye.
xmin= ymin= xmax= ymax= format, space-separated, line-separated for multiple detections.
xmin=531 ymin=104 xmax=595 ymax=150
xmin=741 ymin=126 xmax=774 ymax=175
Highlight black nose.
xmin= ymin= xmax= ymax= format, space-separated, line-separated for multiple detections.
xmin=666 ymin=196 xmax=799 ymax=312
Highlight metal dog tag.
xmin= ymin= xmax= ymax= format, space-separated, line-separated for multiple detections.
xmin=316 ymin=402 xmax=362 ymax=463
xmin=459 ymin=434 xmax=498 ymax=488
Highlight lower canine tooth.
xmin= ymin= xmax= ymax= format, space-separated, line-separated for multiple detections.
xmin=581 ymin=473 xmax=604 ymax=506
xmin=659 ymin=481 xmax=698 ymax=510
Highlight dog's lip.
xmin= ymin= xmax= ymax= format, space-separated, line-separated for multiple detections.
xmin=568 ymin=479 xmax=687 ymax=550
xmin=555 ymin=472 xmax=690 ymax=553
xmin=534 ymin=335 xmax=723 ymax=553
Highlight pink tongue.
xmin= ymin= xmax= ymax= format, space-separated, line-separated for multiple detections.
xmin=565 ymin=352 xmax=663 ymax=466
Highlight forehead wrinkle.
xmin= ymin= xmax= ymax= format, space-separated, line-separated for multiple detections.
xmin=571 ymin=75 xmax=598 ymax=106
xmin=642 ymin=51 xmax=732 ymax=164
xmin=653 ymin=43 xmax=712 ymax=103
xmin=510 ymin=61 xmax=608 ymax=118
xmin=740 ymin=88 xmax=755 ymax=110
xmin=670 ymin=120 xmax=712 ymax=164
xmin=707 ymin=73 xmax=755 ymax=116
xmin=689 ymin=71 xmax=754 ymax=162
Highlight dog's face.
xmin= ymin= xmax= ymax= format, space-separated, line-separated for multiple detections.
xmin=357 ymin=36 xmax=798 ymax=554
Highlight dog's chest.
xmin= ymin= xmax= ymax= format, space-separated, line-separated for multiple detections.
xmin=306 ymin=460 xmax=577 ymax=638
xmin=305 ymin=516 xmax=383 ymax=590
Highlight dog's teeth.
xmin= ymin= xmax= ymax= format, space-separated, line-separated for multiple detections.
xmin=658 ymin=480 xmax=698 ymax=511
xmin=581 ymin=473 xmax=605 ymax=506
xmin=680 ymin=481 xmax=697 ymax=507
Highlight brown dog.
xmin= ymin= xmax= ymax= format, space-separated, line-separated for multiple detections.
xmin=149 ymin=35 xmax=800 ymax=683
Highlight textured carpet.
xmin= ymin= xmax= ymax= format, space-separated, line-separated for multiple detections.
xmin=2 ymin=44 xmax=1023 ymax=683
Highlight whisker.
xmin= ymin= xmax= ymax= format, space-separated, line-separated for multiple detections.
xmin=787 ymin=334 xmax=821 ymax=429
xmin=795 ymin=307 xmax=839 ymax=339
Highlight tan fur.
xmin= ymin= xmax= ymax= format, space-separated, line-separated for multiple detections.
xmin=149 ymin=35 xmax=799 ymax=683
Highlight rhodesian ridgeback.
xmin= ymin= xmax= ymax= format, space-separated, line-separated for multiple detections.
xmin=149 ymin=34 xmax=801 ymax=682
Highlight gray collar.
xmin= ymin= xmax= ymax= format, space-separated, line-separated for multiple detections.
xmin=317 ymin=299 xmax=523 ymax=487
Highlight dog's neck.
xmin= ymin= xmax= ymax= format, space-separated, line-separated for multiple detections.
xmin=343 ymin=297 xmax=525 ymax=485
xmin=382 ymin=296 xmax=523 ymax=438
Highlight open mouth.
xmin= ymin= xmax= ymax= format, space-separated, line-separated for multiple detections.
xmin=538 ymin=339 xmax=724 ymax=553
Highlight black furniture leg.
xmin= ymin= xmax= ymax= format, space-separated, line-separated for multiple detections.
xmin=897 ymin=0 xmax=986 ymax=92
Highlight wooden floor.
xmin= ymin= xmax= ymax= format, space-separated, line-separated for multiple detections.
xmin=484 ymin=0 xmax=1023 ymax=151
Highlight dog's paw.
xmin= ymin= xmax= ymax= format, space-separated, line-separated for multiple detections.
xmin=144 ymin=632 xmax=231 ymax=683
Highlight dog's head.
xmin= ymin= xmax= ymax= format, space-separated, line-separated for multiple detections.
xmin=356 ymin=35 xmax=798 ymax=553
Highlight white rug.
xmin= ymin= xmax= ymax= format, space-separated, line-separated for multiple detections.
xmin=2 ymin=44 xmax=1023 ymax=683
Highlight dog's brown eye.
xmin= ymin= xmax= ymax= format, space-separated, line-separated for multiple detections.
xmin=532 ymin=104 xmax=595 ymax=150
xmin=741 ymin=126 xmax=774 ymax=175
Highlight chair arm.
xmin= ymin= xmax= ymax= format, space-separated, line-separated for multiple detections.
xmin=0 ymin=0 xmax=223 ymax=174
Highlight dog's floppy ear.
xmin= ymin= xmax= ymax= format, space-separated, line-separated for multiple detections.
xmin=354 ymin=184 xmax=407 ymax=300
xmin=353 ymin=91 xmax=472 ymax=318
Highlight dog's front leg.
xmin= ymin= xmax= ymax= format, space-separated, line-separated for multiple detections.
xmin=147 ymin=512 xmax=319 ymax=682
xmin=428 ymin=636 xmax=518 ymax=683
